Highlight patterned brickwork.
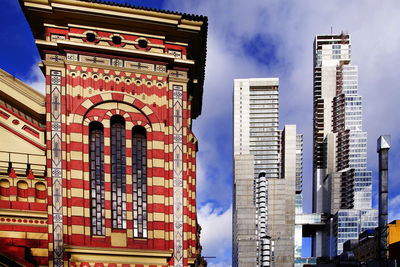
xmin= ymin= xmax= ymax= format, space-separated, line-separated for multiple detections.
xmin=1 ymin=3 xmax=206 ymax=265
xmin=41 ymin=57 xmax=198 ymax=265
xmin=0 ymin=174 xmax=48 ymax=266
xmin=66 ymin=92 xmax=166 ymax=248
xmin=0 ymin=214 xmax=48 ymax=265
xmin=0 ymin=79 xmax=48 ymax=265
xmin=45 ymin=26 xmax=187 ymax=61
xmin=0 ymin=177 xmax=47 ymax=209
xmin=185 ymin=133 xmax=197 ymax=259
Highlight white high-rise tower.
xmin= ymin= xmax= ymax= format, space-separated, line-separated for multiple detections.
xmin=233 ymin=78 xmax=300 ymax=266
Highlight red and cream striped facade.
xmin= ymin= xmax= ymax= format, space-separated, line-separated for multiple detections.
xmin=0 ymin=1 xmax=207 ymax=266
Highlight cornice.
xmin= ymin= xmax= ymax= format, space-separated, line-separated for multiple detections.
xmin=0 ymin=208 xmax=48 ymax=219
xmin=36 ymin=40 xmax=195 ymax=65
xmin=63 ymin=61 xmax=169 ymax=78
xmin=67 ymin=23 xmax=166 ymax=40
xmin=65 ymin=245 xmax=173 ymax=256
xmin=0 ymin=69 xmax=45 ymax=108
xmin=22 ymin=0 xmax=206 ymax=24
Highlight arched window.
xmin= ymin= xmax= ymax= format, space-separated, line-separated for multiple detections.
xmin=110 ymin=115 xmax=126 ymax=229
xmin=35 ymin=182 xmax=46 ymax=203
xmin=132 ymin=126 xmax=147 ymax=238
xmin=90 ymin=121 xmax=105 ymax=235
xmin=0 ymin=179 xmax=10 ymax=201
xmin=17 ymin=181 xmax=28 ymax=202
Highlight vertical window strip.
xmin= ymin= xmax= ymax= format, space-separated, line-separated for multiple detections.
xmin=111 ymin=117 xmax=127 ymax=229
xmin=90 ymin=125 xmax=105 ymax=236
xmin=132 ymin=128 xmax=147 ymax=238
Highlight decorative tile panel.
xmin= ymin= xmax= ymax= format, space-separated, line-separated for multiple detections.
xmin=111 ymin=58 xmax=124 ymax=67
xmin=66 ymin=53 xmax=79 ymax=61
xmin=46 ymin=54 xmax=66 ymax=62
xmin=80 ymin=55 xmax=111 ymax=66
xmin=50 ymin=70 xmax=64 ymax=267
xmin=168 ymin=49 xmax=182 ymax=59
xmin=125 ymin=61 xmax=155 ymax=72
xmin=168 ymin=70 xmax=187 ymax=79
xmin=155 ymin=65 xmax=167 ymax=72
xmin=51 ymin=34 xmax=66 ymax=42
xmin=173 ymin=84 xmax=183 ymax=267
xmin=65 ymin=53 xmax=167 ymax=73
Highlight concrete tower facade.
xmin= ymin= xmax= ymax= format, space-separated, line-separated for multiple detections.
xmin=312 ymin=34 xmax=377 ymax=256
xmin=233 ymin=78 xmax=300 ymax=267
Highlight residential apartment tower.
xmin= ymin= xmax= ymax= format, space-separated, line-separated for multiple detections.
xmin=233 ymin=78 xmax=301 ymax=266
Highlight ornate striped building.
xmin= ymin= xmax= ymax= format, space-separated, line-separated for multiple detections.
xmin=0 ymin=1 xmax=207 ymax=266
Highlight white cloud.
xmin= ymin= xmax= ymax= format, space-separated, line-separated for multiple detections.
xmin=389 ymin=195 xmax=400 ymax=208
xmin=22 ymin=64 xmax=46 ymax=94
xmin=197 ymin=203 xmax=232 ymax=266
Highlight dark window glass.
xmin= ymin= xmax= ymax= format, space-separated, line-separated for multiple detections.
xmin=132 ymin=126 xmax=147 ymax=238
xmin=89 ymin=121 xmax=105 ymax=235
xmin=111 ymin=116 xmax=126 ymax=229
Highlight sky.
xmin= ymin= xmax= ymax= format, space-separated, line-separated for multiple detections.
xmin=2 ymin=0 xmax=400 ymax=266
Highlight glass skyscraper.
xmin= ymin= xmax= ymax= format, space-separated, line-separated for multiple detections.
xmin=312 ymin=34 xmax=377 ymax=256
